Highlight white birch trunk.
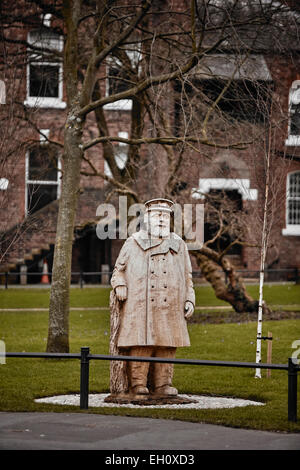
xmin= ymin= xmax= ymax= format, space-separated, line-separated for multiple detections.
xmin=255 ymin=270 xmax=265 ymax=378
xmin=255 ymin=121 xmax=271 ymax=378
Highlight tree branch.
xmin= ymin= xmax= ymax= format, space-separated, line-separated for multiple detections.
xmin=79 ymin=0 xmax=151 ymax=107
xmin=82 ymin=134 xmax=252 ymax=151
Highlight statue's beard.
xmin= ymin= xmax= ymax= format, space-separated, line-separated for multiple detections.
xmin=149 ymin=224 xmax=170 ymax=239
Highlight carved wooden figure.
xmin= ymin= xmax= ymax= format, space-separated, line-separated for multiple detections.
xmin=107 ymin=198 xmax=195 ymax=403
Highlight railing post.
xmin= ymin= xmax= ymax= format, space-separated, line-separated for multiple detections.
xmin=80 ymin=347 xmax=90 ymax=410
xmin=288 ymin=357 xmax=298 ymax=422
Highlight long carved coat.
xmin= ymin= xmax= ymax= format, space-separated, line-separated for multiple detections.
xmin=110 ymin=230 xmax=195 ymax=348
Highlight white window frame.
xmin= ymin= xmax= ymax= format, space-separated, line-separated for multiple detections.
xmin=0 ymin=178 xmax=9 ymax=190
xmin=0 ymin=79 xmax=6 ymax=104
xmin=104 ymin=49 xmax=140 ymax=111
xmin=282 ymin=171 xmax=300 ymax=236
xmin=41 ymin=13 xmax=52 ymax=28
xmin=39 ymin=128 xmax=50 ymax=143
xmin=25 ymin=136 xmax=62 ymax=216
xmin=24 ymin=30 xmax=66 ymax=109
xmin=285 ymin=80 xmax=300 ymax=146
xmin=192 ymin=178 xmax=258 ymax=201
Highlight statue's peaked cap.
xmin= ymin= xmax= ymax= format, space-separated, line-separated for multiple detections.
xmin=144 ymin=198 xmax=174 ymax=213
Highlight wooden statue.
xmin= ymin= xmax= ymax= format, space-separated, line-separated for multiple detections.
xmin=107 ymin=198 xmax=195 ymax=403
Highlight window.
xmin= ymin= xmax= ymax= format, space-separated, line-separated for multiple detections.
xmin=200 ymin=79 xmax=270 ymax=124
xmin=286 ymin=81 xmax=300 ymax=146
xmin=105 ymin=49 xmax=140 ymax=111
xmin=29 ymin=64 xmax=59 ymax=98
xmin=25 ymin=137 xmax=61 ymax=215
xmin=282 ymin=171 xmax=300 ymax=236
xmin=174 ymin=54 xmax=272 ymax=135
xmin=24 ymin=28 xmax=66 ymax=109
xmin=104 ymin=132 xmax=128 ymax=179
xmin=108 ymin=61 xmax=132 ymax=96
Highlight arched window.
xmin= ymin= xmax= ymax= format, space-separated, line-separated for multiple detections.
xmin=286 ymin=80 xmax=300 ymax=146
xmin=282 ymin=171 xmax=300 ymax=236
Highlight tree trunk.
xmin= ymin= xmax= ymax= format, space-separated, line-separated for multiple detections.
xmin=255 ymin=114 xmax=272 ymax=378
xmin=194 ymin=251 xmax=270 ymax=314
xmin=46 ymin=117 xmax=83 ymax=352
xmin=46 ymin=0 xmax=82 ymax=353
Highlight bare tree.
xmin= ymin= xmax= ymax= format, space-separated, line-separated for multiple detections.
xmin=250 ymin=101 xmax=293 ymax=377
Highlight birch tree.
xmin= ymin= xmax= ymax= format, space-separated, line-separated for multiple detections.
xmin=252 ymin=101 xmax=292 ymax=377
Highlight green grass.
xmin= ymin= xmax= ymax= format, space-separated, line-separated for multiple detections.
xmin=1 ymin=283 xmax=300 ymax=310
xmin=0 ymin=286 xmax=111 ymax=309
xmin=0 ymin=285 xmax=299 ymax=432
xmin=244 ymin=284 xmax=300 ymax=307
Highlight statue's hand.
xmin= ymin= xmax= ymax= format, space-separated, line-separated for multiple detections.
xmin=184 ymin=300 xmax=194 ymax=319
xmin=115 ymin=285 xmax=127 ymax=301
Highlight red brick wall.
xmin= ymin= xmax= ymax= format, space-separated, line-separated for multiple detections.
xmin=1 ymin=1 xmax=300 ymax=277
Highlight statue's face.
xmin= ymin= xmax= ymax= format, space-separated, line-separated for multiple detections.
xmin=145 ymin=210 xmax=171 ymax=238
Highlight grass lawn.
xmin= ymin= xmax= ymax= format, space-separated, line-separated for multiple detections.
xmin=0 ymin=282 xmax=300 ymax=309
xmin=0 ymin=284 xmax=299 ymax=433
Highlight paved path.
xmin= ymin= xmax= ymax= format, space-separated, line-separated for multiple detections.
xmin=0 ymin=412 xmax=299 ymax=451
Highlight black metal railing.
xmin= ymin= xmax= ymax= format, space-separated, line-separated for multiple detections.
xmin=1 ymin=267 xmax=300 ymax=288
xmin=0 ymin=271 xmax=112 ymax=288
xmin=4 ymin=348 xmax=299 ymax=422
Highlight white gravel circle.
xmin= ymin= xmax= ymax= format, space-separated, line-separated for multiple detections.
xmin=35 ymin=394 xmax=264 ymax=409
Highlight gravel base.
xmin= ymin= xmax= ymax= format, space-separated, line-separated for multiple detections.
xmin=35 ymin=393 xmax=265 ymax=410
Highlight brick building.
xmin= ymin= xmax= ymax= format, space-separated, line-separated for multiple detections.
xmin=0 ymin=1 xmax=300 ymax=285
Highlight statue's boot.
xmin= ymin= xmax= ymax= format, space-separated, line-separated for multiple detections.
xmin=154 ymin=384 xmax=178 ymax=396
xmin=130 ymin=385 xmax=149 ymax=395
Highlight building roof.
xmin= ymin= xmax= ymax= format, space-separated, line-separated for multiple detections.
xmin=197 ymin=0 xmax=300 ymax=53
